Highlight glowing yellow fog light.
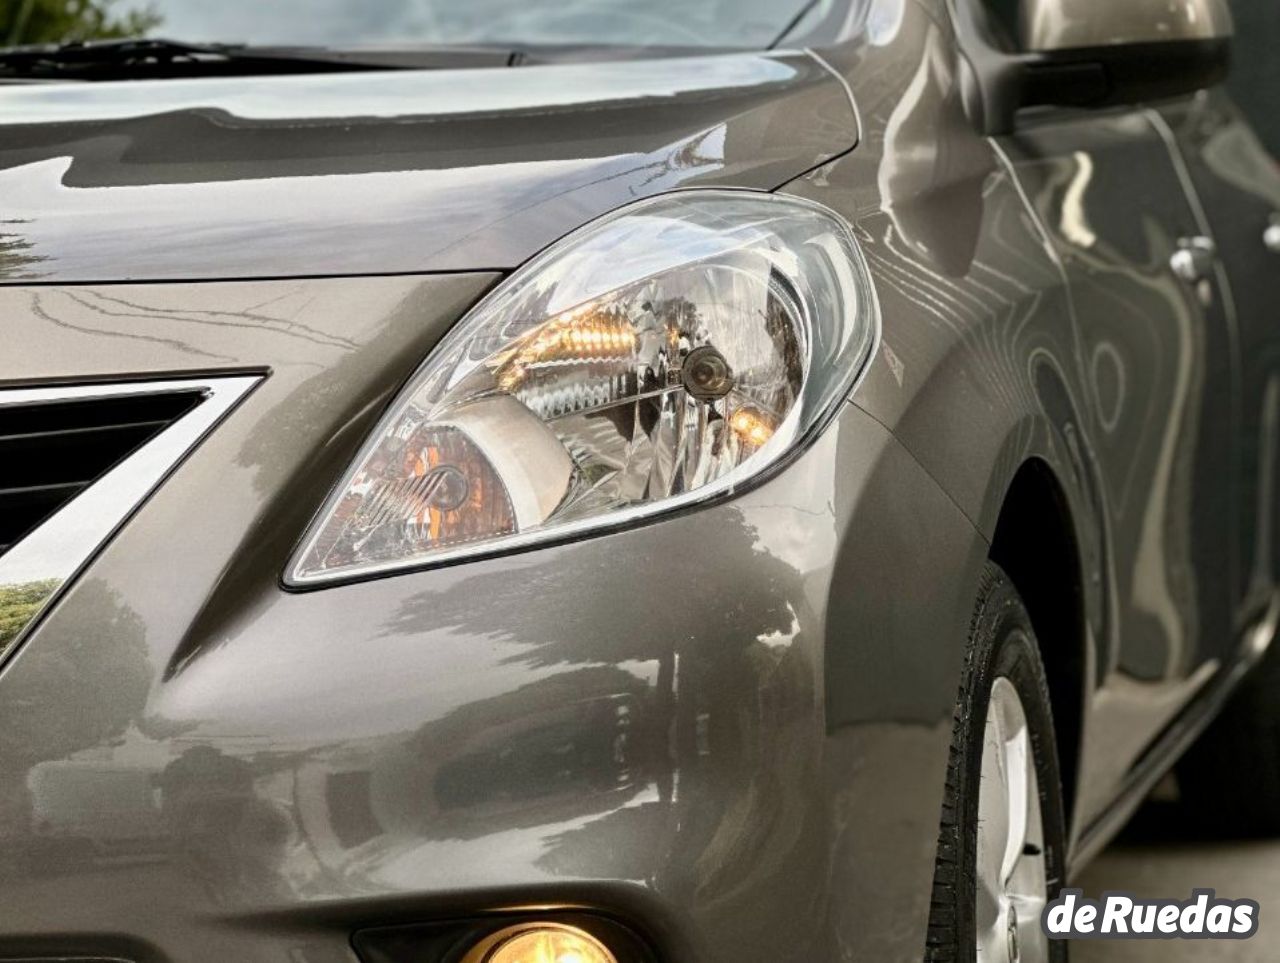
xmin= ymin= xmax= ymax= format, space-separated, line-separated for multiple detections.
xmin=482 ymin=924 xmax=617 ymax=963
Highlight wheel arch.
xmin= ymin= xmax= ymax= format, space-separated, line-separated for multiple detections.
xmin=987 ymin=457 xmax=1089 ymax=835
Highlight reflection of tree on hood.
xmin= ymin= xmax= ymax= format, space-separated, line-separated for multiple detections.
xmin=0 ymin=579 xmax=151 ymax=769
xmin=0 ymin=224 xmax=48 ymax=282
xmin=0 ymin=579 xmax=152 ymax=841
xmin=3 ymin=0 xmax=160 ymax=46
xmin=0 ymin=578 xmax=60 ymax=657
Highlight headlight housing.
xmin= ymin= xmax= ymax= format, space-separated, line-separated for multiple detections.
xmin=288 ymin=190 xmax=878 ymax=585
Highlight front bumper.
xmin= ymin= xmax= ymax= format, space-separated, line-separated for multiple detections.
xmin=0 ymin=276 xmax=984 ymax=963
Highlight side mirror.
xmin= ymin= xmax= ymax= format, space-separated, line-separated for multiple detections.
xmin=952 ymin=0 xmax=1233 ymax=135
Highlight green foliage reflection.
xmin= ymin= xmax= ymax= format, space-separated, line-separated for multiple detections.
xmin=0 ymin=578 xmax=61 ymax=654
xmin=3 ymin=0 xmax=161 ymax=47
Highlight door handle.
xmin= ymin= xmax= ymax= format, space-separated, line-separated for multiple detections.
xmin=1170 ymin=236 xmax=1216 ymax=284
xmin=1265 ymin=216 xmax=1280 ymax=254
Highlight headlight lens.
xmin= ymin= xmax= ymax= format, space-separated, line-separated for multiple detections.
xmin=288 ymin=190 xmax=878 ymax=584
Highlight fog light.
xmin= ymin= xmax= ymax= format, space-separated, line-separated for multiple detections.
xmin=481 ymin=924 xmax=617 ymax=963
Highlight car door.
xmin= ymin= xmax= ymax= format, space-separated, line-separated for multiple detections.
xmin=1157 ymin=81 xmax=1280 ymax=632
xmin=993 ymin=104 xmax=1240 ymax=827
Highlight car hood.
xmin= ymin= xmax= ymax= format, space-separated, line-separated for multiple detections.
xmin=0 ymin=52 xmax=856 ymax=285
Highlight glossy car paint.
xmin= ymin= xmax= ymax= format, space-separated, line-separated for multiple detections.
xmin=794 ymin=0 xmax=1279 ymax=861
xmin=0 ymin=2 xmax=1277 ymax=962
xmin=988 ymin=107 xmax=1242 ymax=833
xmin=0 ymin=276 xmax=985 ymax=963
xmin=0 ymin=52 xmax=855 ymax=283
xmin=1159 ymin=90 xmax=1280 ymax=624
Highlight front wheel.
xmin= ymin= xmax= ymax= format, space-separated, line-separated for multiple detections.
xmin=926 ymin=563 xmax=1069 ymax=963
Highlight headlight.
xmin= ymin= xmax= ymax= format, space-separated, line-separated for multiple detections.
xmin=288 ymin=190 xmax=878 ymax=584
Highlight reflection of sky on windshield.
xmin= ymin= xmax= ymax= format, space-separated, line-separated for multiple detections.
xmin=139 ymin=0 xmax=814 ymax=48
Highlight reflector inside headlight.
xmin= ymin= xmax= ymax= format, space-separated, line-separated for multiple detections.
xmin=289 ymin=191 xmax=878 ymax=584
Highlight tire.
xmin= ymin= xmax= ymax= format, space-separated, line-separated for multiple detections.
xmin=925 ymin=562 xmax=1069 ymax=963
xmin=1176 ymin=620 xmax=1280 ymax=837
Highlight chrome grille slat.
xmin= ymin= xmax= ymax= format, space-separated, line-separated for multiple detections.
xmin=0 ymin=390 xmax=204 ymax=558
xmin=0 ymin=375 xmax=261 ymax=663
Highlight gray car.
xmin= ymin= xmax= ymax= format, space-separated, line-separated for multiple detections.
xmin=0 ymin=0 xmax=1277 ymax=961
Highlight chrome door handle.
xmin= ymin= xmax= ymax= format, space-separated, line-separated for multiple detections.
xmin=1171 ymin=236 xmax=1216 ymax=284
xmin=1265 ymin=216 xmax=1280 ymax=254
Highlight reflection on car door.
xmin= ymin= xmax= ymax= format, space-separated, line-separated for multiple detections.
xmin=995 ymin=108 xmax=1238 ymax=829
xmin=1159 ymin=91 xmax=1280 ymax=630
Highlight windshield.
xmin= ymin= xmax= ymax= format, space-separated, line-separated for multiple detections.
xmin=2 ymin=0 xmax=836 ymax=51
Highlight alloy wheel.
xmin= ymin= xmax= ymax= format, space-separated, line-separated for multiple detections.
xmin=975 ymin=675 xmax=1050 ymax=963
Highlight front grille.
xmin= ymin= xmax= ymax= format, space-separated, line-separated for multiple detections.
xmin=0 ymin=389 xmax=204 ymax=556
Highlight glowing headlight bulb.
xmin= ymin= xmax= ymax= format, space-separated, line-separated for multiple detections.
xmin=728 ymin=405 xmax=776 ymax=447
xmin=483 ymin=925 xmax=617 ymax=963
